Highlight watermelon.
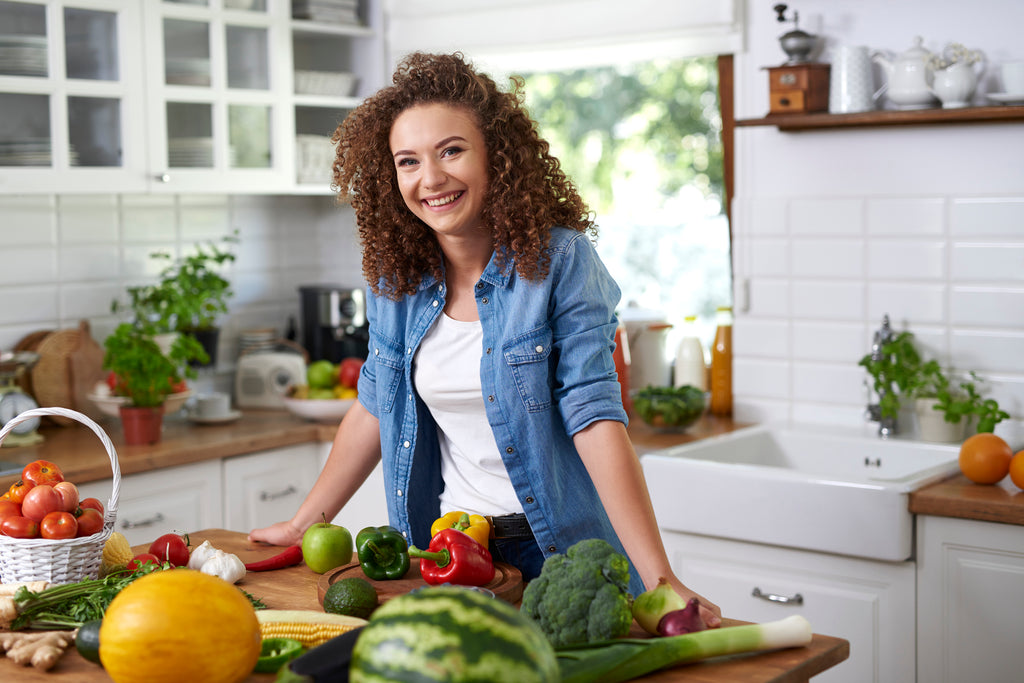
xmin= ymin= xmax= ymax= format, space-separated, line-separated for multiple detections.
xmin=350 ymin=586 xmax=559 ymax=683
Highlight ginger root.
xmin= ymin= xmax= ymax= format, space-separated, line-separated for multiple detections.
xmin=0 ymin=630 xmax=75 ymax=671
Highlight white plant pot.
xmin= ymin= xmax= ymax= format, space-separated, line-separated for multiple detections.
xmin=915 ymin=398 xmax=967 ymax=443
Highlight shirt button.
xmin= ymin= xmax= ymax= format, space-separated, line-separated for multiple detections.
xmin=488 ymin=395 xmax=495 ymax=402
xmin=485 ymin=347 xmax=492 ymax=354
xmin=402 ymin=530 xmax=408 ymax=538
xmin=407 ymin=348 xmax=412 ymax=355
xmin=396 ymin=489 xmax=403 ymax=496
xmin=403 ymin=440 xmax=411 ymax=448
xmin=432 ymin=300 xmax=439 ymax=307
xmin=408 ymin=393 xmax=413 ymax=401
xmin=505 ymin=446 xmax=514 ymax=454
xmin=535 ymin=345 xmax=544 ymax=353
xmin=547 ymin=545 xmax=557 ymax=553
xmin=481 ymin=297 xmax=489 ymax=304
xmin=374 ymin=348 xmax=379 ymax=356
xmin=476 ymin=282 xmax=484 ymax=289
xmin=525 ymin=496 xmax=534 ymax=504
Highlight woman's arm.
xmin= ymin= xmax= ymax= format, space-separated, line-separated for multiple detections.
xmin=573 ymin=419 xmax=722 ymax=628
xmin=248 ymin=400 xmax=383 ymax=546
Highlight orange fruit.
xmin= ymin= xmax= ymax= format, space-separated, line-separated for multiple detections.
xmin=958 ymin=433 xmax=1013 ymax=484
xmin=1009 ymin=451 xmax=1024 ymax=490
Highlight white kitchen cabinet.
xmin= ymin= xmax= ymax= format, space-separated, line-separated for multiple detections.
xmin=221 ymin=442 xmax=321 ymax=532
xmin=0 ymin=0 xmax=384 ymax=194
xmin=319 ymin=442 xmax=387 ymax=534
xmin=661 ymin=530 xmax=915 ymax=683
xmin=916 ymin=515 xmax=1024 ymax=683
xmin=77 ymin=458 xmax=223 ymax=546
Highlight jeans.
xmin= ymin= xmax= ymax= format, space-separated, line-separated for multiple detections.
xmin=490 ymin=537 xmax=546 ymax=582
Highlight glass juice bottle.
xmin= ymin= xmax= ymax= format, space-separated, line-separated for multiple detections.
xmin=709 ymin=306 xmax=733 ymax=416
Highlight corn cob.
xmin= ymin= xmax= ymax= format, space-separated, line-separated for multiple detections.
xmin=255 ymin=610 xmax=367 ymax=648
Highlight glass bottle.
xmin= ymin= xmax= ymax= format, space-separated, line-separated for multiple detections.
xmin=673 ymin=315 xmax=707 ymax=391
xmin=709 ymin=306 xmax=733 ymax=416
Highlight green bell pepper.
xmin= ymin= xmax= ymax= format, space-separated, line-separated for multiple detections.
xmin=355 ymin=525 xmax=410 ymax=580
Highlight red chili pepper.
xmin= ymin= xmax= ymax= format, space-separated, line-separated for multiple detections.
xmin=244 ymin=545 xmax=304 ymax=571
xmin=408 ymin=528 xmax=495 ymax=586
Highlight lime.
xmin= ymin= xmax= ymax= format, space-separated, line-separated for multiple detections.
xmin=323 ymin=577 xmax=379 ymax=619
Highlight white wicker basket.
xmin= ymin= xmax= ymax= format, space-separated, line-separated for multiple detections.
xmin=0 ymin=407 xmax=120 ymax=584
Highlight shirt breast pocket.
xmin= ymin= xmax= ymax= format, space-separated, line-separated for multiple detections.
xmin=503 ymin=325 xmax=553 ymax=413
xmin=369 ymin=333 xmax=404 ymax=414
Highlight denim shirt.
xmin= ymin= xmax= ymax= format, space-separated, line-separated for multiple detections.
xmin=356 ymin=226 xmax=642 ymax=593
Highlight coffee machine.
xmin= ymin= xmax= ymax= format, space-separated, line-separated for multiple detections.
xmin=299 ymin=285 xmax=369 ymax=363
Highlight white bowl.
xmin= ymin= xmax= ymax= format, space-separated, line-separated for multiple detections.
xmin=282 ymin=396 xmax=355 ymax=423
xmin=88 ymin=390 xmax=192 ymax=418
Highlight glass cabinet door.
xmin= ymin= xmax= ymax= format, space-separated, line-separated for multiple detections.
xmin=0 ymin=0 xmax=146 ymax=191
xmin=146 ymin=0 xmax=286 ymax=192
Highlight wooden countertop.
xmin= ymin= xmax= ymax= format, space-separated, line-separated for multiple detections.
xmin=2 ymin=529 xmax=849 ymax=682
xmin=909 ymin=474 xmax=1024 ymax=526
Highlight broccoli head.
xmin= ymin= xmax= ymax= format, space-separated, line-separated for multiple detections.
xmin=520 ymin=538 xmax=634 ymax=647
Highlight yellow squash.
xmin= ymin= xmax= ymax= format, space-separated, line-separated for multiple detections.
xmin=99 ymin=569 xmax=260 ymax=683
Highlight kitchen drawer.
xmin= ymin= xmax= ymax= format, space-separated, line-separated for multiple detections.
xmin=765 ymin=63 xmax=830 ymax=114
xmin=77 ymin=460 xmax=223 ymax=546
xmin=662 ymin=530 xmax=915 ymax=683
xmin=222 ymin=444 xmax=322 ymax=533
xmin=770 ymin=91 xmax=809 ymax=113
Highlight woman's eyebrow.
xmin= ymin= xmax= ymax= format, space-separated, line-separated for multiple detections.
xmin=393 ymin=135 xmax=469 ymax=160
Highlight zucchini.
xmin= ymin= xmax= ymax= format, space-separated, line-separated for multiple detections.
xmin=75 ymin=619 xmax=103 ymax=665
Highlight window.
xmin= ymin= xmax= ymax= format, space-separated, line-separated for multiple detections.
xmin=514 ymin=56 xmax=731 ymax=346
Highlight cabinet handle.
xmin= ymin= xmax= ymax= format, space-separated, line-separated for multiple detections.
xmin=260 ymin=485 xmax=297 ymax=502
xmin=752 ymin=587 xmax=803 ymax=605
xmin=156 ymin=173 xmax=171 ymax=183
xmin=121 ymin=512 xmax=165 ymax=529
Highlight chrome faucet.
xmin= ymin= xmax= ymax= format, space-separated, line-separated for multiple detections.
xmin=865 ymin=314 xmax=897 ymax=438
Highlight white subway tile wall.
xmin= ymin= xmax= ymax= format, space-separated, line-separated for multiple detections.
xmin=0 ymin=194 xmax=359 ymax=374
xmin=733 ymin=195 xmax=1024 ymax=444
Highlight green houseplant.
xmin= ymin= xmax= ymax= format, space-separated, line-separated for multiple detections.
xmin=859 ymin=331 xmax=1009 ymax=439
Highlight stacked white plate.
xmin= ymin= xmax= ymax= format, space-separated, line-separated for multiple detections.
xmin=239 ymin=328 xmax=278 ymax=356
xmin=166 ymin=57 xmax=210 ymax=86
xmin=294 ymin=70 xmax=357 ymax=97
xmin=292 ymin=0 xmax=360 ymax=24
xmin=0 ymin=34 xmax=47 ymax=77
xmin=295 ymin=134 xmax=334 ymax=184
xmin=168 ymin=137 xmax=213 ymax=167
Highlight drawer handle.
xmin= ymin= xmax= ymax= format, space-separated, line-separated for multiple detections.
xmin=752 ymin=587 xmax=803 ymax=605
xmin=260 ymin=485 xmax=298 ymax=502
xmin=121 ymin=512 xmax=165 ymax=529
xmin=779 ymin=97 xmax=791 ymax=106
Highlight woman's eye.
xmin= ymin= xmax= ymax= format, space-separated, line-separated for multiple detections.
xmin=396 ymin=157 xmax=417 ymax=167
xmin=441 ymin=146 xmax=463 ymax=158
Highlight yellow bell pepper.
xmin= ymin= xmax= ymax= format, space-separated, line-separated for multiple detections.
xmin=430 ymin=511 xmax=490 ymax=546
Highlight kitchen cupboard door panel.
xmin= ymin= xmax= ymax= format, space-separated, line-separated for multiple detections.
xmin=77 ymin=459 xmax=223 ymax=546
xmin=319 ymin=444 xmax=387 ymax=534
xmin=917 ymin=515 xmax=1024 ymax=683
xmin=222 ymin=443 xmax=321 ymax=532
xmin=662 ymin=531 xmax=915 ymax=683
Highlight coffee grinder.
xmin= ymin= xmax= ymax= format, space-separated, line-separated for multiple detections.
xmin=299 ymin=285 xmax=370 ymax=363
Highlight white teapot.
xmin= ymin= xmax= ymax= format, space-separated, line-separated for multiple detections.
xmin=873 ymin=36 xmax=937 ymax=108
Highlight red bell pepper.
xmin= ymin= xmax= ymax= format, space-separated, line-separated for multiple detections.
xmin=408 ymin=528 xmax=495 ymax=586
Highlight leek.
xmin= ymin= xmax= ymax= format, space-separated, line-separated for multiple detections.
xmin=556 ymin=615 xmax=813 ymax=683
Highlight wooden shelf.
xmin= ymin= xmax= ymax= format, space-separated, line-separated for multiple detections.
xmin=736 ymin=104 xmax=1024 ymax=131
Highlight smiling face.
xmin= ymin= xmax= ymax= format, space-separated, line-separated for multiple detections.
xmin=389 ymin=103 xmax=490 ymax=243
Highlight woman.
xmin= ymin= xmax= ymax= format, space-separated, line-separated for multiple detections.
xmin=250 ymin=52 xmax=720 ymax=627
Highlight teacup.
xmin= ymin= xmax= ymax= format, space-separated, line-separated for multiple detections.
xmin=193 ymin=392 xmax=231 ymax=420
xmin=1001 ymin=61 xmax=1024 ymax=94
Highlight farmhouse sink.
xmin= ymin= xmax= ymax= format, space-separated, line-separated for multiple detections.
xmin=641 ymin=424 xmax=961 ymax=561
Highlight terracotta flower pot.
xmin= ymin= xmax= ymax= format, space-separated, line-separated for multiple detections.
xmin=119 ymin=405 xmax=165 ymax=445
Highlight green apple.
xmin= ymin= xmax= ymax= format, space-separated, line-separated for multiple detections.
xmin=302 ymin=514 xmax=353 ymax=574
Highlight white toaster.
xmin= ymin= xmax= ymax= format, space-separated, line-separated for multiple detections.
xmin=234 ymin=352 xmax=306 ymax=409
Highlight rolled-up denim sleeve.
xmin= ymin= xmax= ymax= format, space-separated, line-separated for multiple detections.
xmin=548 ymin=233 xmax=628 ymax=435
xmin=356 ymin=288 xmax=380 ymax=418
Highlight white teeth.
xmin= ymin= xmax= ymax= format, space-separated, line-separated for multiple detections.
xmin=425 ymin=192 xmax=461 ymax=207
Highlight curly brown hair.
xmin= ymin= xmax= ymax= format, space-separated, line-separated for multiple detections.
xmin=331 ymin=52 xmax=595 ymax=300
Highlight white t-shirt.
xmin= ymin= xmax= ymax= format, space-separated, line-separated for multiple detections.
xmin=413 ymin=312 xmax=523 ymax=517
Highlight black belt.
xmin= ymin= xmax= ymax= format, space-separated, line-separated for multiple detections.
xmin=486 ymin=513 xmax=533 ymax=540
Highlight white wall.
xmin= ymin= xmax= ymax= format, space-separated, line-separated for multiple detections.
xmin=732 ymin=0 xmax=1024 ymax=445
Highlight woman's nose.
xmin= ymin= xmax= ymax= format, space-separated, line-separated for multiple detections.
xmin=422 ymin=160 xmax=447 ymax=188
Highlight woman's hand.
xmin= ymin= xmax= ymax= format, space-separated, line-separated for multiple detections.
xmin=248 ymin=519 xmax=305 ymax=547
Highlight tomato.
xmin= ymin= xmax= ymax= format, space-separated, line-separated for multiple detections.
xmin=22 ymin=460 xmax=64 ymax=487
xmin=127 ymin=552 xmax=161 ymax=571
xmin=149 ymin=533 xmax=190 ymax=567
xmin=53 ymin=481 xmax=79 ymax=513
xmin=1 ymin=515 xmax=39 ymax=539
xmin=79 ymin=497 xmax=104 ymax=514
xmin=0 ymin=500 xmax=20 ymax=524
xmin=106 ymin=370 xmax=119 ymax=392
xmin=7 ymin=480 xmax=34 ymax=505
xmin=74 ymin=507 xmax=104 ymax=538
xmin=21 ymin=484 xmax=61 ymax=522
xmin=170 ymin=377 xmax=188 ymax=394
xmin=338 ymin=358 xmax=364 ymax=389
xmin=40 ymin=511 xmax=78 ymax=540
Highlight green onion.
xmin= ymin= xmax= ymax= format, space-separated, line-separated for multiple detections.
xmin=557 ymin=615 xmax=813 ymax=683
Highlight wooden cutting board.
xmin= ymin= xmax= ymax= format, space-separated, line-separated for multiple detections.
xmin=68 ymin=320 xmax=107 ymax=423
xmin=317 ymin=558 xmax=524 ymax=606
xmin=31 ymin=328 xmax=81 ymax=425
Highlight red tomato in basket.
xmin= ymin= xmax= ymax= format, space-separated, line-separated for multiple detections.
xmin=53 ymin=481 xmax=79 ymax=513
xmin=148 ymin=533 xmax=190 ymax=567
xmin=1 ymin=515 xmax=39 ymax=539
xmin=74 ymin=508 xmax=104 ymax=538
xmin=40 ymin=511 xmax=78 ymax=540
xmin=0 ymin=500 xmax=21 ymax=524
xmin=7 ymin=480 xmax=33 ymax=505
xmin=21 ymin=484 xmax=61 ymax=522
xmin=79 ymin=497 xmax=104 ymax=515
xmin=22 ymin=460 xmax=64 ymax=487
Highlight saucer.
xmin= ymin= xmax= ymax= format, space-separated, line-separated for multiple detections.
xmin=189 ymin=409 xmax=242 ymax=425
xmin=987 ymin=92 xmax=1024 ymax=105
